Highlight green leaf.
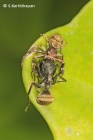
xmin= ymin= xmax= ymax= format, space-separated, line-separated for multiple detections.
xmin=22 ymin=1 xmax=93 ymax=139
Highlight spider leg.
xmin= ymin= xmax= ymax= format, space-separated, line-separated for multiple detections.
xmin=40 ymin=34 xmax=49 ymax=47
xmin=21 ymin=45 xmax=46 ymax=66
xmin=32 ymin=54 xmax=44 ymax=71
xmin=55 ymin=54 xmax=64 ymax=63
xmin=40 ymin=34 xmax=48 ymax=42
xmin=33 ymin=47 xmax=46 ymax=53
xmin=21 ymin=46 xmax=37 ymax=66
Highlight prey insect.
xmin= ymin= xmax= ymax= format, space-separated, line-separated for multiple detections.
xmin=25 ymin=59 xmax=66 ymax=112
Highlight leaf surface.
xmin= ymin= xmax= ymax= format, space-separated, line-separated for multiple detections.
xmin=22 ymin=1 xmax=93 ymax=139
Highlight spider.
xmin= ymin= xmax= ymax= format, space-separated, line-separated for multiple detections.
xmin=22 ymin=34 xmax=66 ymax=74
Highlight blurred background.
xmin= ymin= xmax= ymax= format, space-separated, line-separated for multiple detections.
xmin=0 ymin=0 xmax=89 ymax=139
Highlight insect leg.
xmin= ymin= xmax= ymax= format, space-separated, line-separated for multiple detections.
xmin=60 ymin=62 xmax=65 ymax=75
xmin=24 ymin=84 xmax=33 ymax=112
xmin=52 ymin=68 xmax=66 ymax=85
xmin=35 ymin=63 xmax=43 ymax=78
xmin=57 ymin=75 xmax=67 ymax=82
xmin=57 ymin=55 xmax=65 ymax=74
xmin=24 ymin=83 xmax=40 ymax=112
xmin=24 ymin=81 xmax=46 ymax=112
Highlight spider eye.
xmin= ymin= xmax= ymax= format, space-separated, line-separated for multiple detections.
xmin=49 ymin=34 xmax=63 ymax=49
